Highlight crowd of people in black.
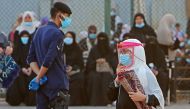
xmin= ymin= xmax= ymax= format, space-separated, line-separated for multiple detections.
xmin=0 ymin=8 xmax=190 ymax=107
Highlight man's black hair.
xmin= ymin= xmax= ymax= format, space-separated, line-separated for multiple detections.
xmin=50 ymin=2 xmax=72 ymax=18
xmin=175 ymin=23 xmax=180 ymax=27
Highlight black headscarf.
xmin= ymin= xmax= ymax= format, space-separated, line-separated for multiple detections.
xmin=132 ymin=13 xmax=147 ymax=28
xmin=130 ymin=13 xmax=157 ymax=42
xmin=64 ymin=31 xmax=78 ymax=53
xmin=12 ymin=30 xmax=32 ymax=67
xmin=97 ymin=32 xmax=111 ymax=56
xmin=19 ymin=30 xmax=32 ymax=46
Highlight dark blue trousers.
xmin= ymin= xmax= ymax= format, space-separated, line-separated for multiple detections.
xmin=36 ymin=90 xmax=50 ymax=109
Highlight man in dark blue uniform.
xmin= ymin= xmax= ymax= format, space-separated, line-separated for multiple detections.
xmin=27 ymin=2 xmax=72 ymax=109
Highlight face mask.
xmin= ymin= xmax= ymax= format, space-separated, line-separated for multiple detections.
xmin=176 ymin=57 xmax=182 ymax=62
xmin=135 ymin=23 xmax=145 ymax=28
xmin=89 ymin=34 xmax=96 ymax=39
xmin=61 ymin=17 xmax=72 ymax=29
xmin=23 ymin=22 xmax=33 ymax=27
xmin=186 ymin=59 xmax=190 ymax=64
xmin=110 ymin=41 xmax=115 ymax=45
xmin=119 ymin=54 xmax=132 ymax=66
xmin=187 ymin=40 xmax=190 ymax=46
xmin=21 ymin=37 xmax=29 ymax=45
xmin=179 ymin=42 xmax=185 ymax=48
xmin=121 ymin=29 xmax=126 ymax=33
xmin=64 ymin=37 xmax=73 ymax=45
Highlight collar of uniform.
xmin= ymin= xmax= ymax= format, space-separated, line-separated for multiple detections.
xmin=48 ymin=21 xmax=60 ymax=29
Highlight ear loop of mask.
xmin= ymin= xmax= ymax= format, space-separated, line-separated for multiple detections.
xmin=59 ymin=14 xmax=65 ymax=22
xmin=134 ymin=55 xmax=145 ymax=62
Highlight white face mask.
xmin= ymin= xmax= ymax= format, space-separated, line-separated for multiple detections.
xmin=122 ymin=29 xmax=126 ymax=33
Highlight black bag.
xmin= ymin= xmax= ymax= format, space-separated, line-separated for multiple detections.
xmin=107 ymin=81 xmax=119 ymax=102
xmin=49 ymin=91 xmax=70 ymax=109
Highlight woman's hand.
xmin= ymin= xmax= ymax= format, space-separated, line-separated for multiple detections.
xmin=22 ymin=67 xmax=32 ymax=76
xmin=0 ymin=47 xmax=4 ymax=54
xmin=5 ymin=46 xmax=13 ymax=55
xmin=27 ymin=67 xmax=32 ymax=76
xmin=66 ymin=65 xmax=72 ymax=73
xmin=96 ymin=58 xmax=106 ymax=64
xmin=128 ymin=88 xmax=146 ymax=102
xmin=151 ymin=68 xmax=159 ymax=76
xmin=22 ymin=68 xmax=28 ymax=74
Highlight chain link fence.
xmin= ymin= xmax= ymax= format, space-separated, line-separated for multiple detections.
xmin=55 ymin=0 xmax=105 ymax=35
xmin=0 ymin=0 xmax=189 ymax=104
xmin=0 ymin=0 xmax=51 ymax=35
xmin=0 ymin=0 xmax=188 ymax=36
xmin=115 ymin=0 xmax=187 ymax=31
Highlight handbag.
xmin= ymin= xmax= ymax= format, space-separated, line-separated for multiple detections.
xmin=48 ymin=91 xmax=70 ymax=109
xmin=96 ymin=61 xmax=114 ymax=74
xmin=0 ymin=55 xmax=19 ymax=88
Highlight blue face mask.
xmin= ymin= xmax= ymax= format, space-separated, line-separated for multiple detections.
xmin=110 ymin=41 xmax=115 ymax=45
xmin=176 ymin=57 xmax=182 ymax=62
xmin=61 ymin=17 xmax=72 ymax=29
xmin=135 ymin=23 xmax=145 ymax=28
xmin=187 ymin=40 xmax=190 ymax=46
xmin=89 ymin=34 xmax=96 ymax=39
xmin=119 ymin=54 xmax=132 ymax=66
xmin=23 ymin=22 xmax=33 ymax=27
xmin=64 ymin=37 xmax=73 ymax=45
xmin=186 ymin=59 xmax=190 ymax=64
xmin=21 ymin=37 xmax=29 ymax=45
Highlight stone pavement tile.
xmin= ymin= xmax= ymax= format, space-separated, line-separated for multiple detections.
xmin=0 ymin=103 xmax=189 ymax=109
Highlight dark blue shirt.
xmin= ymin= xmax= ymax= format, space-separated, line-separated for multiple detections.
xmin=27 ymin=22 xmax=69 ymax=100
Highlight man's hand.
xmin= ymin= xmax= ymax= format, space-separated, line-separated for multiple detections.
xmin=29 ymin=76 xmax=48 ymax=91
xmin=30 ymin=62 xmax=40 ymax=75
xmin=36 ymin=66 xmax=48 ymax=84
xmin=128 ymin=88 xmax=146 ymax=102
xmin=29 ymin=77 xmax=40 ymax=91
xmin=39 ymin=76 xmax=48 ymax=85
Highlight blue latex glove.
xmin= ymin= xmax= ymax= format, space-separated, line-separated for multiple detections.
xmin=39 ymin=76 xmax=48 ymax=85
xmin=29 ymin=77 xmax=40 ymax=91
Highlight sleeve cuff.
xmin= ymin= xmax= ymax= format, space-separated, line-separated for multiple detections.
xmin=146 ymin=95 xmax=149 ymax=103
xmin=42 ymin=62 xmax=50 ymax=68
xmin=27 ymin=58 xmax=37 ymax=64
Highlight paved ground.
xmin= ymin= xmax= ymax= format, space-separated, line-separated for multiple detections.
xmin=0 ymin=102 xmax=189 ymax=109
